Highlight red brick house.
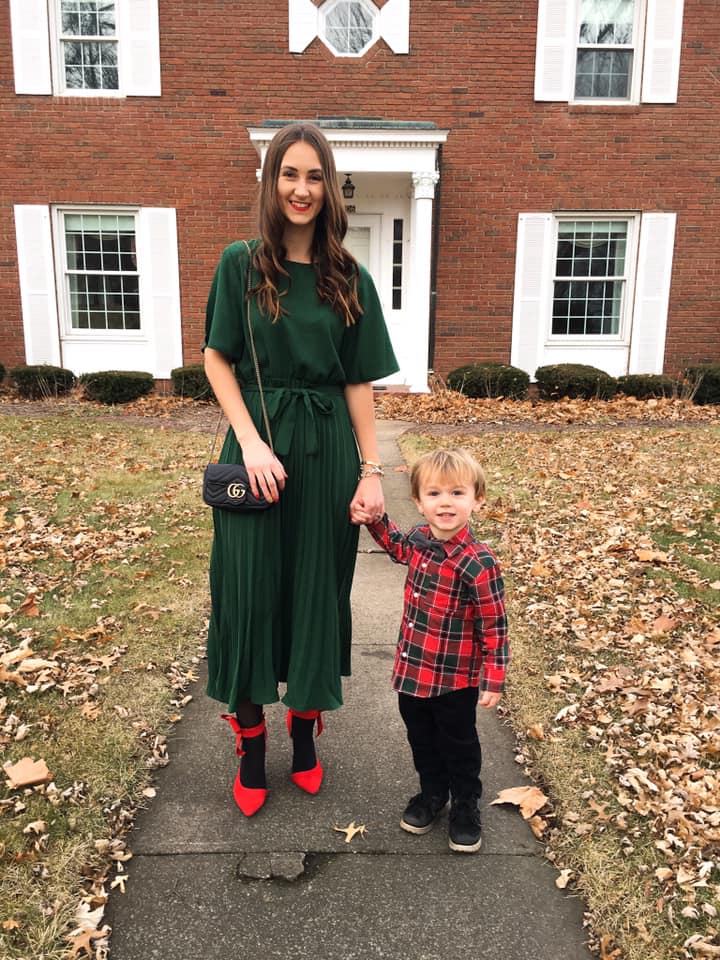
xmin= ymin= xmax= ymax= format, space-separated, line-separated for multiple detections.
xmin=2 ymin=0 xmax=717 ymax=392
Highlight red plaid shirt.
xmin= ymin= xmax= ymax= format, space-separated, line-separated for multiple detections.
xmin=367 ymin=516 xmax=508 ymax=698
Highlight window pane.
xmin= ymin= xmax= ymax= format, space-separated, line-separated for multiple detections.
xmin=578 ymin=0 xmax=634 ymax=45
xmin=61 ymin=1 xmax=116 ymax=36
xmin=575 ymin=50 xmax=631 ymax=98
xmin=64 ymin=212 xmax=139 ymax=332
xmin=325 ymin=1 xmax=374 ymax=54
xmin=553 ymin=221 xmax=627 ymax=336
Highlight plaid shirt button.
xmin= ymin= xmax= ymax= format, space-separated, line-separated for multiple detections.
xmin=413 ymin=591 xmax=419 ymax=597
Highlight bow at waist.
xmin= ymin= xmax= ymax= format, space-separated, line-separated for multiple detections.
xmin=242 ymin=381 xmax=344 ymax=456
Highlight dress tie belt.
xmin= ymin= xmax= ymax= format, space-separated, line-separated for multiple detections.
xmin=243 ymin=383 xmax=342 ymax=456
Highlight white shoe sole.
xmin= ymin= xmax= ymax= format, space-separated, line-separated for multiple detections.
xmin=448 ymin=836 xmax=482 ymax=853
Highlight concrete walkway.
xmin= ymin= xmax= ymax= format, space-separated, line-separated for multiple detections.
xmin=105 ymin=420 xmax=595 ymax=960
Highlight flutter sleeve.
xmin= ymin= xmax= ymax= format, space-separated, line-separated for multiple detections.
xmin=340 ymin=265 xmax=399 ymax=384
xmin=202 ymin=241 xmax=249 ymax=362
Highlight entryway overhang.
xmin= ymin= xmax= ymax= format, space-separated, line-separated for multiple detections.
xmin=247 ymin=120 xmax=449 ymax=392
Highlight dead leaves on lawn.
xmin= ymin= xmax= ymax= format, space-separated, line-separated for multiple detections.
xmin=376 ymin=390 xmax=719 ymax=427
xmin=0 ymin=420 xmax=205 ymax=960
xmin=466 ymin=425 xmax=720 ymax=958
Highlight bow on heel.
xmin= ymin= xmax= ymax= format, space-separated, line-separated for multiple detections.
xmin=286 ymin=708 xmax=324 ymax=794
xmin=221 ymin=713 xmax=267 ymax=816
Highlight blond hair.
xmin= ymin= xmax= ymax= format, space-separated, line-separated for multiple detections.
xmin=410 ymin=449 xmax=486 ymax=500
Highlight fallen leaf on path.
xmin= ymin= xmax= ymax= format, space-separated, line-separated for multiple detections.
xmin=490 ymin=785 xmax=549 ymax=819
xmin=555 ymin=868 xmax=573 ymax=889
xmin=332 ymin=821 xmax=367 ymax=843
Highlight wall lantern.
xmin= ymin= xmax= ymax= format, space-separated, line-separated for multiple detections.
xmin=341 ymin=175 xmax=356 ymax=199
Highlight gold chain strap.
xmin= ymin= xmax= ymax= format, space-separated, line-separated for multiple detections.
xmin=242 ymin=240 xmax=274 ymax=456
xmin=208 ymin=240 xmax=274 ymax=462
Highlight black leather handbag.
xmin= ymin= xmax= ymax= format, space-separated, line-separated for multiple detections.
xmin=203 ymin=241 xmax=276 ymax=513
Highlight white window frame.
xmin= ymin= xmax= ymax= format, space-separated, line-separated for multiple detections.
xmin=548 ymin=213 xmax=639 ymax=345
xmin=319 ymin=0 xmax=379 ymax=58
xmin=288 ymin=0 xmax=409 ymax=55
xmin=49 ymin=0 xmax=124 ymax=98
xmin=534 ymin=0 xmax=684 ymax=105
xmin=572 ymin=0 xmax=645 ymax=104
xmin=53 ymin=206 xmax=145 ymax=342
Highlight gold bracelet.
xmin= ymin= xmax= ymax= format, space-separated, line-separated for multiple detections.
xmin=360 ymin=459 xmax=383 ymax=469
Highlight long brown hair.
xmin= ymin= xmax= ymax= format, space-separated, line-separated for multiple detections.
xmin=252 ymin=122 xmax=362 ymax=326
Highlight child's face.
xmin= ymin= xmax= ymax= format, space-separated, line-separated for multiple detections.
xmin=413 ymin=471 xmax=485 ymax=541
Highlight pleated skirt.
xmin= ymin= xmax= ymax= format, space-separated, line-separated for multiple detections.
xmin=205 ymin=384 xmax=360 ymax=713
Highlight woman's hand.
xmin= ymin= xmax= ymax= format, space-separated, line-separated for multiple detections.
xmin=349 ymin=475 xmax=384 ymax=525
xmin=240 ymin=436 xmax=287 ymax=503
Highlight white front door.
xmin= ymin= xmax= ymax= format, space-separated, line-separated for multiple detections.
xmin=345 ymin=211 xmax=410 ymax=387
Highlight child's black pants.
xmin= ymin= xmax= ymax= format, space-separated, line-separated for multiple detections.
xmin=398 ymin=686 xmax=482 ymax=801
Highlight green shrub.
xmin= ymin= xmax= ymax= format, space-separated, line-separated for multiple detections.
xmin=80 ymin=370 xmax=154 ymax=405
xmin=682 ymin=363 xmax=720 ymax=405
xmin=446 ymin=361 xmax=530 ymax=400
xmin=10 ymin=364 xmax=76 ymax=399
xmin=534 ymin=364 xmax=618 ymax=400
xmin=170 ymin=364 xmax=214 ymax=400
xmin=0 ymin=363 xmax=5 ymax=385
xmin=617 ymin=374 xmax=678 ymax=399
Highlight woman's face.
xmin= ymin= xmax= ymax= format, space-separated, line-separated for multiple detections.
xmin=276 ymin=141 xmax=325 ymax=228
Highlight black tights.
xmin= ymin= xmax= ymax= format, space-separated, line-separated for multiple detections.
xmin=235 ymin=699 xmax=262 ymax=728
xmin=235 ymin=700 xmax=265 ymax=790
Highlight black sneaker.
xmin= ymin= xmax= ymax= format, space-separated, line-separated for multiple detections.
xmin=448 ymin=796 xmax=482 ymax=853
xmin=400 ymin=793 xmax=448 ymax=835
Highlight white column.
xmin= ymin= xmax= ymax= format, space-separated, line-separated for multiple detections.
xmin=408 ymin=171 xmax=439 ymax=392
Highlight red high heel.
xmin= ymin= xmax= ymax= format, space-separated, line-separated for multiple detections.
xmin=286 ymin=708 xmax=324 ymax=795
xmin=221 ymin=713 xmax=267 ymax=816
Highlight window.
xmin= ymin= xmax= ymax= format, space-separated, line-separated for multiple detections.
xmin=511 ymin=212 xmax=677 ymax=378
xmin=321 ymin=0 xmax=377 ymax=56
xmin=14 ymin=204 xmax=182 ymax=376
xmin=288 ymin=0 xmax=409 ymax=56
xmin=9 ymin=0 xmax=161 ymax=97
xmin=392 ymin=219 xmax=404 ymax=310
xmin=58 ymin=0 xmax=119 ymax=93
xmin=552 ymin=220 xmax=628 ymax=336
xmin=62 ymin=213 xmax=140 ymax=332
xmin=574 ymin=0 xmax=635 ymax=99
xmin=534 ymin=0 xmax=685 ymax=105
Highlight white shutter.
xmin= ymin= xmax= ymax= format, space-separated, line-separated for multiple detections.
xmin=534 ymin=0 xmax=575 ymax=101
xmin=379 ymin=0 xmax=409 ymax=54
xmin=10 ymin=0 xmax=52 ymax=95
xmin=641 ymin=0 xmax=684 ymax=103
xmin=288 ymin=0 xmax=319 ymax=53
xmin=14 ymin=206 xmax=61 ymax=366
xmin=137 ymin=208 xmax=182 ymax=378
xmin=628 ymin=213 xmax=676 ymax=374
xmin=123 ymin=0 xmax=162 ymax=96
xmin=511 ymin=214 xmax=554 ymax=377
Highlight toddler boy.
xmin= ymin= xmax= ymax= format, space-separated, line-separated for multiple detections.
xmin=361 ymin=448 xmax=508 ymax=853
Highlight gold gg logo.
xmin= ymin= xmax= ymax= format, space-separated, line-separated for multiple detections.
xmin=227 ymin=483 xmax=247 ymax=500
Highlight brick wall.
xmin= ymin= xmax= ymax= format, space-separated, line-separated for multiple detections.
xmin=1 ymin=1 xmax=718 ymax=376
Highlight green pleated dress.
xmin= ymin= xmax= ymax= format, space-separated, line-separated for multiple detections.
xmin=203 ymin=240 xmax=399 ymax=713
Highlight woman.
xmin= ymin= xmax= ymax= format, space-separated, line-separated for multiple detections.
xmin=203 ymin=122 xmax=399 ymax=816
